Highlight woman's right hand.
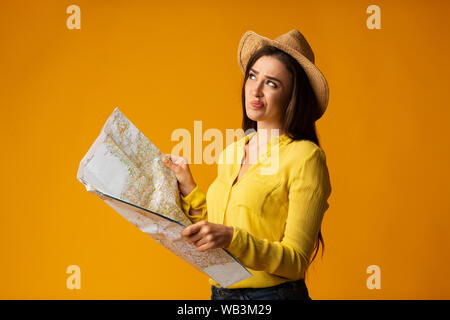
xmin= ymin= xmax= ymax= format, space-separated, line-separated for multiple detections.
xmin=161 ymin=154 xmax=197 ymax=197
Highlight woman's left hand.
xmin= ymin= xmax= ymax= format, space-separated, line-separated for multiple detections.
xmin=180 ymin=221 xmax=234 ymax=252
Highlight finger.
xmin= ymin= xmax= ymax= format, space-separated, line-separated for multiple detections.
xmin=175 ymin=156 xmax=189 ymax=166
xmin=162 ymin=158 xmax=172 ymax=169
xmin=196 ymin=241 xmax=215 ymax=252
xmin=193 ymin=234 xmax=210 ymax=247
xmin=180 ymin=222 xmax=203 ymax=237
xmin=174 ymin=158 xmax=186 ymax=166
xmin=163 ymin=155 xmax=185 ymax=170
xmin=162 ymin=156 xmax=176 ymax=170
xmin=161 ymin=153 xmax=170 ymax=163
xmin=185 ymin=231 xmax=204 ymax=245
xmin=160 ymin=153 xmax=170 ymax=162
xmin=169 ymin=154 xmax=182 ymax=163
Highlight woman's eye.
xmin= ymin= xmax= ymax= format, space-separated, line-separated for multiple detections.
xmin=249 ymin=73 xmax=277 ymax=88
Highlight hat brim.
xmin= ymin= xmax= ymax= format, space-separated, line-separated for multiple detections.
xmin=237 ymin=30 xmax=329 ymax=120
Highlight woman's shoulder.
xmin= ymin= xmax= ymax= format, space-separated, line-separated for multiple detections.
xmin=286 ymin=139 xmax=326 ymax=158
xmin=282 ymin=139 xmax=328 ymax=173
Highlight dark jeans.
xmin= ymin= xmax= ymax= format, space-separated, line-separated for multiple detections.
xmin=211 ymin=278 xmax=312 ymax=300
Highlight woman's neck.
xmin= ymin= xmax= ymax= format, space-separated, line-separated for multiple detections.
xmin=255 ymin=123 xmax=285 ymax=144
xmin=248 ymin=127 xmax=284 ymax=150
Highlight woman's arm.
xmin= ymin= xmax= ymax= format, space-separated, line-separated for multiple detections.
xmin=179 ymin=182 xmax=203 ymax=216
xmin=180 ymin=184 xmax=208 ymax=223
xmin=162 ymin=154 xmax=208 ymax=223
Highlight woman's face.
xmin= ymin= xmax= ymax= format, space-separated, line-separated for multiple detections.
xmin=245 ymin=55 xmax=292 ymax=128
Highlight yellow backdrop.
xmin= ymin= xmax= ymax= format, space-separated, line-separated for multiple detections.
xmin=1 ymin=0 xmax=449 ymax=299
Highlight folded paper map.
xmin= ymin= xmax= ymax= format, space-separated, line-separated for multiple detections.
xmin=77 ymin=108 xmax=251 ymax=288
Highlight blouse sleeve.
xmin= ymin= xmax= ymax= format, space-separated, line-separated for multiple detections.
xmin=224 ymin=147 xmax=332 ymax=280
xmin=180 ymin=184 xmax=208 ymax=224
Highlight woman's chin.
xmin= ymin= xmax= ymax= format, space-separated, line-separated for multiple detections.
xmin=246 ymin=109 xmax=265 ymax=121
xmin=247 ymin=115 xmax=264 ymax=122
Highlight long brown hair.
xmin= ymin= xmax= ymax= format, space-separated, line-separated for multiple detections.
xmin=241 ymin=45 xmax=325 ymax=272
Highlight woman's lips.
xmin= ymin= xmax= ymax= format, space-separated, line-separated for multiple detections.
xmin=250 ymin=100 xmax=264 ymax=109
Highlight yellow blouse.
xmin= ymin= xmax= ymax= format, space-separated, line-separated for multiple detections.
xmin=180 ymin=131 xmax=332 ymax=289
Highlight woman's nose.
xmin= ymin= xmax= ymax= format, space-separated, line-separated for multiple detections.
xmin=252 ymin=81 xmax=264 ymax=97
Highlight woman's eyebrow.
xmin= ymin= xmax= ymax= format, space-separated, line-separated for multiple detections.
xmin=250 ymin=68 xmax=282 ymax=84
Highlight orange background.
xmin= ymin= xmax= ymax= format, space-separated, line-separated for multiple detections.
xmin=1 ymin=0 xmax=449 ymax=299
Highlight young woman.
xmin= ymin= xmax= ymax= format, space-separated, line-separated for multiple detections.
xmin=162 ymin=29 xmax=332 ymax=300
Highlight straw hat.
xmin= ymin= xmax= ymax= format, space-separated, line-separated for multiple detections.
xmin=237 ymin=29 xmax=329 ymax=120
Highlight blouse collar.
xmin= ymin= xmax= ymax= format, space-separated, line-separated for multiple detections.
xmin=243 ymin=131 xmax=292 ymax=147
xmin=227 ymin=131 xmax=292 ymax=171
xmin=233 ymin=131 xmax=292 ymax=164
